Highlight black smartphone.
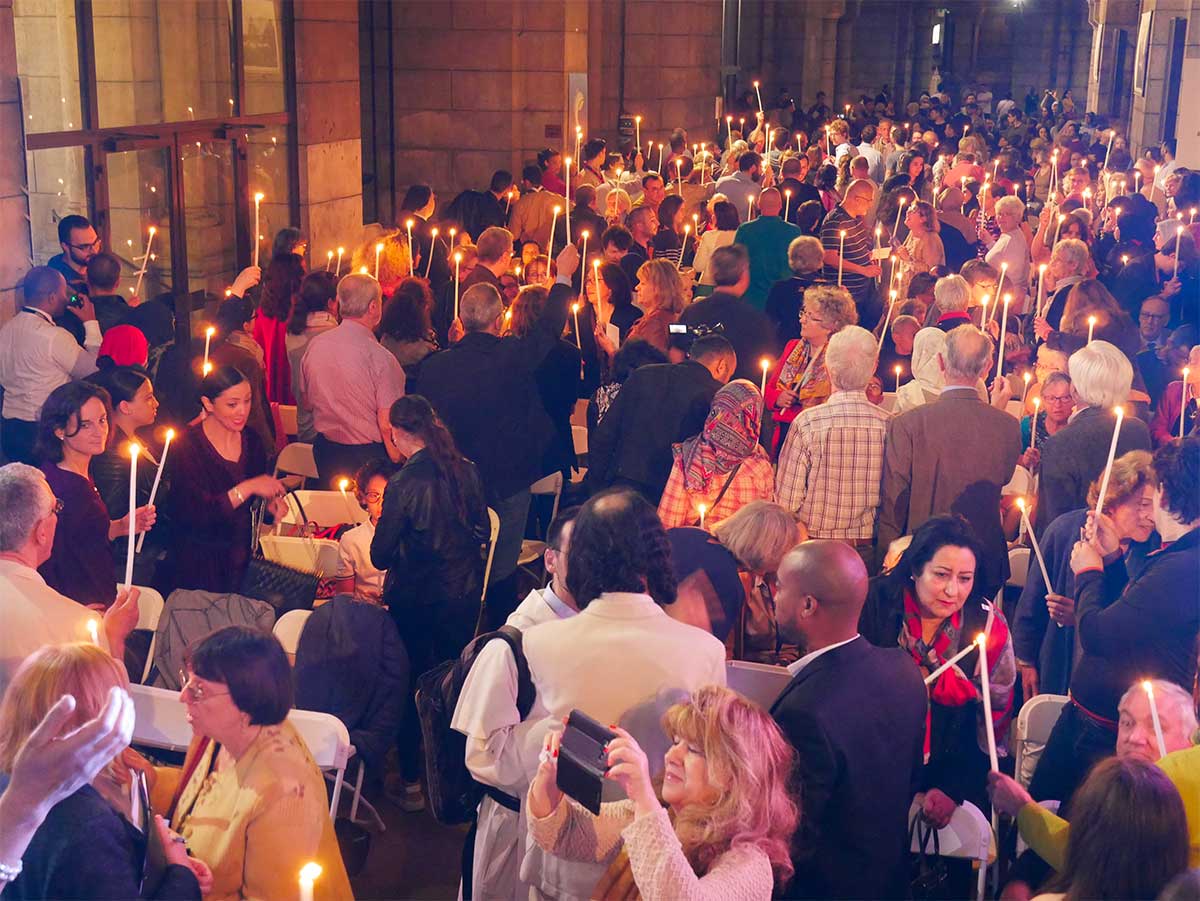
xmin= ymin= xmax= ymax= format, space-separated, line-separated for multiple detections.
xmin=556 ymin=709 xmax=617 ymax=815
xmin=67 ymin=293 xmax=84 ymax=309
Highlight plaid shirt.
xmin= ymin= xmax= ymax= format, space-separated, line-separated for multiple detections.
xmin=657 ymin=451 xmax=775 ymax=530
xmin=775 ymin=390 xmax=891 ymax=539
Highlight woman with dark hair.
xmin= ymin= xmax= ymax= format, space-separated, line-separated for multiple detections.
xmin=378 ymin=277 xmax=438 ymax=379
xmin=169 ymin=626 xmax=353 ymax=900
xmin=898 ymin=150 xmax=930 ymax=200
xmin=860 ymin=515 xmax=1016 ymax=830
xmin=253 ymin=252 xmax=304 ymax=404
xmin=285 ymin=271 xmax=338 ymax=442
xmin=270 ymin=227 xmax=306 ymax=260
xmin=369 ymin=394 xmax=489 ymax=803
xmin=795 ymin=198 xmax=825 ymax=237
xmin=692 ymin=200 xmax=739 ymax=285
xmin=651 ymin=194 xmax=687 ymax=267
xmin=168 ymin=366 xmax=286 ymax=593
xmin=209 ymin=296 xmax=276 ymax=454
xmin=36 ymin=381 xmax=155 ymax=608
xmin=815 ymin=164 xmax=840 ymax=212
xmin=583 ymin=261 xmax=641 ymax=343
xmin=1095 ymin=196 xmax=1160 ymax=316
xmin=537 ymin=148 xmax=567 ymax=197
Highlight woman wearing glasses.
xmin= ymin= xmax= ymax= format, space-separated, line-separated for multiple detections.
xmin=331 ymin=457 xmax=393 ymax=604
xmin=166 ymin=626 xmax=352 ymax=900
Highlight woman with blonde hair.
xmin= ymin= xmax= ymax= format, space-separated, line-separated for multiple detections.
xmin=605 ymin=188 xmax=633 ymax=227
xmin=0 ymin=644 xmax=205 ymax=899
xmin=626 ymin=258 xmax=688 ymax=354
xmin=528 ymin=684 xmax=799 ymax=899
xmin=893 ymin=200 xmax=945 ymax=298
xmin=352 ymin=231 xmax=412 ymax=293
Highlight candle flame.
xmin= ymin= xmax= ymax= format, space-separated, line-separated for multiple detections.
xmin=165 ymin=428 xmax=176 ymax=441
xmin=976 ymin=632 xmax=987 ymax=648
xmin=87 ymin=619 xmax=99 ymax=644
xmin=405 ymin=218 xmax=415 ymax=229
xmin=299 ymin=862 xmax=322 ymax=882
xmin=593 ymin=259 xmax=600 ymax=269
xmin=202 ymin=361 xmax=213 ymax=376
xmin=1023 ymin=371 xmax=1032 ymax=383
xmin=359 ymin=266 xmax=368 ymax=274
xmin=1033 ymin=397 xmax=1041 ymax=409
xmin=1142 ymin=679 xmax=1154 ymax=695
xmin=206 ymin=326 xmax=216 ymax=338
xmin=431 ymin=227 xmax=438 ymax=237
xmin=840 ymin=229 xmax=846 ymax=237
xmin=635 ymin=115 xmax=641 ymax=123
xmin=1039 ymin=263 xmax=1047 ymax=273
xmin=254 ymin=192 xmax=264 ymax=202
xmin=760 ymin=357 xmax=770 ymax=371
xmin=375 ymin=242 xmax=384 ymax=253
xmin=128 ymin=442 xmax=141 ymax=459
xmin=1113 ymin=405 xmax=1123 ymax=417
xmin=148 ymin=226 xmax=157 ymax=236
xmin=337 ymin=246 xmax=345 ymax=254
xmin=894 ymin=365 xmax=902 ymax=375
xmin=571 ymin=303 xmax=580 ymax=313
xmin=553 ymin=205 xmax=562 ymax=215
xmin=1003 ymin=293 xmax=1011 ymax=305
xmin=326 ymin=250 xmax=333 ymax=260
xmin=1016 ymin=497 xmax=1027 ymax=512
xmin=1088 ymin=315 xmax=1097 ymax=326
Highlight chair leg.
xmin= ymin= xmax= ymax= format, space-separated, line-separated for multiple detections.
xmin=976 ymin=857 xmax=987 ymax=901
xmin=329 ymin=766 xmax=345 ymax=819
xmin=350 ymin=759 xmax=364 ymax=821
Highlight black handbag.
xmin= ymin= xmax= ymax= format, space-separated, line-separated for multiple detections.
xmin=909 ymin=812 xmax=951 ymax=899
xmin=239 ymin=492 xmax=320 ymax=615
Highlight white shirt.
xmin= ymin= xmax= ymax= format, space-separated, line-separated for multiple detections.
xmin=713 ymin=171 xmax=760 ymax=222
xmin=0 ymin=558 xmax=109 ymax=697
xmin=856 ymin=142 xmax=884 ymax=182
xmin=0 ymin=308 xmax=100 ymax=421
xmin=985 ymin=228 xmax=1032 ymax=312
xmin=335 ymin=521 xmax=385 ymax=604
xmin=786 ymin=634 xmax=861 ymax=677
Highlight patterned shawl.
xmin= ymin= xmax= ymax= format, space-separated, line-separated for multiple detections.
xmin=674 ymin=379 xmax=763 ymax=493
xmin=776 ymin=340 xmax=831 ymax=409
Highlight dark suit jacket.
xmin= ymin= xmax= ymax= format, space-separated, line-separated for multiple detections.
xmin=771 ymin=637 xmax=927 ymax=900
xmin=407 ymin=214 xmax=451 ymax=297
xmin=4 ymin=784 xmax=199 ymax=900
xmin=587 ymin=360 xmax=720 ymax=501
xmin=877 ymin=388 xmax=1022 ymax=591
xmin=677 ymin=290 xmax=779 ymax=383
xmin=1036 ymin=405 xmax=1152 ymax=538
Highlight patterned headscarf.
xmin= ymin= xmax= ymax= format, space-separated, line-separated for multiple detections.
xmin=674 ymin=379 xmax=763 ymax=493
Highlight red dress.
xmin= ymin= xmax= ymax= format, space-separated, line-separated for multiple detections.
xmin=252 ymin=313 xmax=293 ymax=405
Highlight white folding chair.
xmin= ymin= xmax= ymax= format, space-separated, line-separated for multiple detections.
xmin=273 ymin=442 xmax=318 ymax=487
xmin=1006 ymin=398 xmax=1024 ymax=420
xmin=518 ymin=472 xmax=563 ymax=570
xmin=1002 ymin=465 xmax=1034 ymax=497
xmin=725 ymin=660 xmax=792 ymax=710
xmin=277 ymin=490 xmax=369 ymax=531
xmin=277 ymin=404 xmax=299 ymax=438
xmin=908 ymin=798 xmax=995 ymax=900
xmin=880 ymin=391 xmax=897 ymax=412
xmin=1013 ymin=693 xmax=1069 ymax=788
xmin=120 ymin=583 xmax=166 ymax=684
xmin=273 ymin=609 xmax=312 ymax=659
xmin=1007 ymin=546 xmax=1031 ymax=589
xmin=481 ymin=508 xmax=500 ymax=601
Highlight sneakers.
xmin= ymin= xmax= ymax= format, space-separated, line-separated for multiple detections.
xmin=385 ymin=775 xmax=426 ymax=812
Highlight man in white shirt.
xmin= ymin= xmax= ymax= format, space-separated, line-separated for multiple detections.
xmin=0 ymin=268 xmax=100 ymax=464
xmin=856 ymin=124 xmax=884 ymax=183
xmin=714 ymin=152 xmax=764 ymax=223
xmin=0 ymin=464 xmax=139 ymax=696
xmin=519 ymin=491 xmax=727 ymax=898
xmin=451 ymin=506 xmax=581 ymax=900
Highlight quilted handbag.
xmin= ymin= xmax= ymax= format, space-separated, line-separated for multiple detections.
xmin=239 ymin=492 xmax=320 ymax=615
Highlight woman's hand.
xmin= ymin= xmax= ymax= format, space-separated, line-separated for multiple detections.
xmin=155 ymin=816 xmax=192 ymax=868
xmin=593 ymin=323 xmax=616 ymax=361
xmin=1070 ymin=539 xmax=1103 ymax=574
xmin=604 ymin=728 xmax=658 ymax=817
xmin=184 ymin=856 xmax=213 ymax=895
xmin=893 ymin=244 xmax=912 ymax=262
xmin=1046 ymin=593 xmax=1076 ymax=627
xmin=528 ymin=728 xmax=564 ymax=820
xmin=1084 ymin=510 xmax=1121 ymax=558
xmin=242 ymin=474 xmax=286 ymax=500
xmin=1161 ymin=276 xmax=1182 ymax=299
xmin=1018 ymin=447 xmax=1041 ymax=472
xmin=919 ymin=788 xmax=957 ymax=829
xmin=987 ymin=772 xmax=1034 ymax=818
xmin=776 ymin=387 xmax=798 ymax=408
xmin=1033 ymin=317 xmax=1052 ymax=341
xmin=230 ymin=266 xmax=262 ymax=298
xmin=109 ymin=505 xmax=156 ymax=540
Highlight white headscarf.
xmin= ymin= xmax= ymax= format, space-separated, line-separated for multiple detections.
xmin=895 ymin=327 xmax=947 ymax=413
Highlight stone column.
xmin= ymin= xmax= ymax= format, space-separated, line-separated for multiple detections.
xmin=293 ymin=0 xmax=362 ymax=250
xmin=1127 ymin=0 xmax=1191 ymax=153
xmin=0 ymin=0 xmax=30 ymax=323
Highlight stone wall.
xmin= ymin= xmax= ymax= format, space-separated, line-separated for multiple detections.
xmin=0 ymin=0 xmax=30 ymax=324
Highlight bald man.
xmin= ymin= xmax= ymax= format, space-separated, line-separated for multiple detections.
xmin=770 ymin=540 xmax=927 ymax=900
xmin=820 ymin=179 xmax=883 ymax=326
xmin=731 ymin=186 xmax=802 ymax=310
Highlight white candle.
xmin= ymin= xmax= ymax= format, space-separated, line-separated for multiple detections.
xmin=1182 ymin=368 xmax=1191 ymax=440
xmin=135 ymin=429 xmax=174 ymax=553
xmin=1094 ymin=406 xmax=1125 ymax=520
xmin=923 ymin=640 xmax=979 ymax=685
xmin=124 ymin=443 xmax=140 ymax=590
xmin=894 ymin=364 xmax=902 ymax=393
xmin=993 ymin=263 xmax=1008 ymax=316
xmin=374 ymin=242 xmax=383 ymax=281
xmin=325 ymin=250 xmax=333 ymax=271
xmin=635 ymin=116 xmax=642 ymax=153
xmin=425 ymin=229 xmax=438 ymax=278
xmin=202 ymin=325 xmax=215 ymax=370
xmin=996 ymin=294 xmax=1011 ymax=377
xmin=1103 ymin=130 xmax=1115 ymax=170
xmin=564 ymin=157 xmax=572 ymax=243
xmin=335 ymin=246 xmax=344 ymax=277
xmin=1143 ymin=680 xmax=1169 ymax=759
xmin=87 ymin=618 xmax=99 ymax=645
xmin=405 ymin=219 xmax=415 ymax=277
xmin=448 ymin=228 xmax=457 ymax=257
xmin=337 ymin=478 xmax=359 ymax=522
xmin=1174 ymin=226 xmax=1184 ymax=281
xmin=697 ymin=503 xmax=708 ymax=529
xmin=548 ymin=205 xmax=561 ymax=257
xmin=753 ymin=80 xmax=763 ymax=113
xmin=784 ymin=189 xmax=792 ymax=222
xmin=893 ymin=198 xmax=906 ymax=240
xmin=877 ymin=290 xmax=898 ymax=354
xmin=133 ymin=226 xmax=156 ymax=299
xmin=1036 ymin=263 xmax=1048 ymax=317
xmin=658 ymin=142 xmax=665 ymax=173
xmin=760 ymin=357 xmax=770 ymax=396
xmin=1030 ymin=397 xmax=1041 ymax=450
xmin=299 ymin=862 xmax=322 ymax=901
xmin=980 ymin=294 xmax=990 ymax=330
xmin=571 ymin=303 xmax=582 ymax=354
xmin=978 ymin=632 xmax=999 ymax=772
xmin=837 ymin=230 xmax=846 ymax=286
xmin=1087 ymin=315 xmax=1097 ymax=344
xmin=453 ymin=252 xmax=462 ymax=322
xmin=592 ymin=259 xmax=604 ymax=323
xmin=676 ymin=158 xmax=683 ymax=196
xmin=579 ymin=230 xmax=589 ymax=271
xmin=252 ymin=193 xmax=264 ymax=267
xmin=678 ymin=225 xmax=691 ymax=270
xmin=1053 ymin=214 xmax=1065 ymax=246
xmin=1016 ymin=498 xmax=1052 ymax=591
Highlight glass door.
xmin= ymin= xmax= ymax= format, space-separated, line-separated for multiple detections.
xmin=99 ymin=144 xmax=175 ymax=302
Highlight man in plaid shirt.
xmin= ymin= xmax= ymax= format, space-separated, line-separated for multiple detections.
xmin=775 ymin=325 xmax=890 ymax=560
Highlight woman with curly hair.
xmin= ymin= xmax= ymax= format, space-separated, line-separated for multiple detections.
xmin=528 ymin=684 xmax=799 ymax=900
xmin=378 ymin=276 xmax=439 ymax=379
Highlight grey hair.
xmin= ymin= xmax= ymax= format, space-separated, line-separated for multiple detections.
xmin=709 ymin=244 xmax=749 ymax=287
xmin=1068 ymin=340 xmax=1132 ymax=409
xmin=0 ymin=463 xmax=52 ymax=552
xmin=995 ymin=194 xmax=1025 ymax=220
xmin=825 ymin=326 xmax=879 ymax=391
xmin=787 ymin=236 xmax=824 ymax=275
xmin=337 ymin=273 xmax=381 ymax=319
xmin=475 ymin=227 xmax=513 ymax=265
xmin=460 ymin=283 xmax=504 ymax=332
xmin=1120 ymin=679 xmax=1198 ymax=739
xmin=711 ymin=501 xmax=801 ymax=574
xmin=944 ymin=324 xmax=994 ymax=382
xmin=1051 ymin=238 xmax=1091 ymax=276
xmin=934 ymin=274 xmax=971 ymax=313
xmin=1043 ymin=370 xmax=1072 ymax=393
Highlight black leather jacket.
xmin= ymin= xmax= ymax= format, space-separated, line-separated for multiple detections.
xmin=370 ymin=449 xmax=490 ymax=611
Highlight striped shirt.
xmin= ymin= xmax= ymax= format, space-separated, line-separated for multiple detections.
xmin=820 ymin=205 xmax=873 ymax=307
xmin=775 ymin=389 xmax=891 ymax=540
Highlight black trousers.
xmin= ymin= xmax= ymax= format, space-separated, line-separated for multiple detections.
xmin=1028 ymin=701 xmax=1117 ymax=805
xmin=312 ymin=434 xmax=387 ymax=490
xmin=1 ymin=417 xmax=37 ymax=465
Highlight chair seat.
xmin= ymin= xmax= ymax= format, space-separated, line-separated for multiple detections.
xmin=518 ymin=539 xmax=547 ymax=566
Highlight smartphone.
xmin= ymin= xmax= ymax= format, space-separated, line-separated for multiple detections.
xmin=668 ymin=323 xmax=688 ymax=335
xmin=556 ymin=709 xmax=617 ymax=815
xmin=67 ymin=293 xmax=84 ymax=309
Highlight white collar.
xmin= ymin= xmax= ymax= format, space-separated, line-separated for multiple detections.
xmin=542 ymin=585 xmax=576 ymax=620
xmin=786 ymin=634 xmax=860 ymax=677
xmin=21 ymin=307 xmax=55 ymax=325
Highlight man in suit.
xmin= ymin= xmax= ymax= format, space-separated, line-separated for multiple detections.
xmin=586 ymin=334 xmax=735 ymax=502
xmin=1037 ymin=340 xmax=1152 ymax=535
xmin=877 ymin=324 xmax=1022 ymax=592
xmin=771 ymin=540 xmax=927 ymax=900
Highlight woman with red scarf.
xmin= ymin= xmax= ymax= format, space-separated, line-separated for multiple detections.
xmin=860 ymin=515 xmax=1016 ymax=831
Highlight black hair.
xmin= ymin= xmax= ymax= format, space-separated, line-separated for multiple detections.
xmin=93 ymin=364 xmax=152 ymax=410
xmin=712 ymin=200 xmax=740 ymax=232
xmin=186 ymin=625 xmax=293 ymax=726
xmin=738 ymin=152 xmax=762 ymax=173
xmin=215 ymin=296 xmax=253 ymax=336
xmin=582 ymin=138 xmax=607 ymax=162
xmin=1154 ymin=437 xmax=1200 ymax=525
xmin=601 ymin=225 xmax=633 ymax=252
xmin=21 ymin=266 xmax=64 ymax=305
xmin=400 ymin=184 xmax=433 ymax=213
xmin=796 ymin=199 xmax=825 ymax=235
xmin=353 ymin=457 xmax=395 ymax=499
xmin=85 ymin=252 xmax=121 ymax=292
xmin=597 ymin=262 xmax=634 ymax=309
xmin=815 ymin=164 xmax=838 ymax=191
xmin=565 ymin=490 xmax=677 ymax=607
xmin=489 ymin=170 xmax=514 ymax=193
xmin=36 ymin=380 xmax=111 ymax=464
xmin=522 ymin=164 xmax=543 ymax=186
xmin=641 ymin=172 xmax=664 ymax=190
xmin=537 ymin=148 xmax=561 ymax=170
xmin=271 ymin=227 xmax=304 ymax=259
xmin=908 ymin=272 xmax=938 ymax=297
xmin=287 ymin=270 xmax=338 ymax=335
xmin=657 ymin=195 xmax=685 ymax=231
xmin=378 ymin=277 xmax=434 ymax=342
xmin=546 ymin=505 xmax=581 ymax=552
xmin=860 ymin=124 xmax=877 ymax=144
xmin=388 ymin=395 xmax=476 ymax=521
xmin=610 ymin=338 xmax=667 ymax=384
xmin=886 ymin=514 xmax=984 ymax=592
xmin=199 ymin=365 xmax=249 ymax=402
xmin=57 ymin=214 xmax=91 ymax=245
xmin=689 ymin=333 xmax=736 ymax=366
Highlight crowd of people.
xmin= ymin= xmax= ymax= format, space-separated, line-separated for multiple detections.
xmin=0 ymin=75 xmax=1198 ymax=900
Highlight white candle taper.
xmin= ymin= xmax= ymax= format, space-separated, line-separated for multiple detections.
xmin=374 ymin=242 xmax=383 ymax=281
xmin=978 ymin=632 xmax=999 ymax=772
xmin=996 ymin=294 xmax=1011 ymax=377
xmin=837 ymin=230 xmax=846 ymax=286
xmin=202 ymin=325 xmax=215 ymax=370
xmin=135 ymin=429 xmax=174 ymax=552
xmin=1030 ymin=397 xmax=1041 ymax=450
xmin=784 ymin=189 xmax=792 ymax=222
xmin=1087 ymin=315 xmax=1097 ymax=345
xmin=425 ymin=228 xmax=438 ymax=278
xmin=337 ymin=478 xmax=359 ymax=522
xmin=548 ymin=205 xmax=561 ymax=258
xmin=1094 ymin=406 xmax=1125 ymax=520
xmin=1143 ymin=680 xmax=1168 ymax=759
xmin=133 ymin=226 xmax=156 ymax=299
xmin=579 ymin=230 xmax=589 ymax=272
xmin=697 ymin=503 xmax=708 ymax=529
xmin=1016 ymin=498 xmax=1052 ymax=590
xmin=453 ymin=252 xmax=462 ymax=322
xmin=564 ymin=157 xmax=572 ymax=243
xmin=299 ymin=862 xmax=322 ymax=901
xmin=877 ymin=290 xmax=898 ymax=354
xmin=1174 ymin=226 xmax=1184 ymax=281
xmin=252 ymin=193 xmax=264 ymax=267
xmin=124 ymin=443 xmax=140 ymax=590
xmin=405 ymin=219 xmax=415 ymax=277
xmin=753 ymin=80 xmax=763 ymax=113
xmin=325 ymin=250 xmax=333 ymax=271
xmin=335 ymin=246 xmax=344 ymax=277
xmin=1182 ymin=369 xmax=1191 ymax=440
xmin=635 ymin=116 xmax=642 ymax=154
xmin=759 ymin=358 xmax=770 ymax=396
xmin=1036 ymin=263 xmax=1048 ymax=318
xmin=923 ymin=640 xmax=979 ymax=685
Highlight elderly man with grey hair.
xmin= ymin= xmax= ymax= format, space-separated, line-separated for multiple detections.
xmin=419 ymin=243 xmax=579 ymax=630
xmin=1036 ymin=340 xmax=1152 ymax=535
xmin=877 ymin=325 xmax=1022 ymax=591
xmin=1035 ymin=237 xmax=1092 ymax=332
xmin=776 ymin=326 xmax=891 ymax=561
xmin=0 ymin=463 xmax=139 ymax=695
xmin=930 ymin=273 xmax=973 ymax=330
xmin=298 ymin=272 xmax=408 ymax=483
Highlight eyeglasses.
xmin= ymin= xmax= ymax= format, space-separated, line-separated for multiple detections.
xmin=46 ymin=498 xmax=64 ymax=517
xmin=1140 ymin=311 xmax=1169 ymax=322
xmin=179 ymin=671 xmax=230 ymax=703
xmin=1042 ymin=393 xmax=1073 ymax=405
xmin=363 ymin=491 xmax=383 ymax=503
xmin=65 ymin=238 xmax=101 ymax=251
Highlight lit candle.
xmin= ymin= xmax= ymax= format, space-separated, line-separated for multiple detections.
xmin=571 ymin=303 xmax=582 ymax=354
xmin=877 ymin=290 xmax=898 ymax=353
xmin=325 ymin=250 xmax=333 ymax=272
xmin=335 ymin=246 xmax=345 ymax=277
xmin=994 ymin=263 xmax=1008 ymax=315
xmin=564 ymin=156 xmax=572 ymax=243
xmin=548 ymin=205 xmax=561 ymax=257
xmin=405 ymin=219 xmax=415 ymax=277
xmin=1030 ymin=397 xmax=1041 ymax=450
xmin=1143 ymin=680 xmax=1169 ymax=759
xmin=579 ymin=230 xmax=589 ymax=271
xmin=977 ymin=632 xmax=999 ymax=772
xmin=635 ymin=115 xmax=642 ymax=153
xmin=678 ymin=225 xmax=691 ymax=270
xmin=1094 ymin=406 xmax=1126 ymax=521
xmin=1103 ymin=130 xmax=1115 ymax=170
xmin=1022 ymin=370 xmax=1032 ymax=405
xmin=1181 ymin=368 xmax=1191 ymax=440
xmin=202 ymin=361 xmax=213 ymax=377
xmin=759 ymin=357 xmax=770 ymax=396
xmin=892 ymin=197 xmax=906 ymax=240
xmin=135 ymin=428 xmax=174 ymax=552
xmin=252 ymin=193 xmax=264 ymax=267
xmin=425 ymin=228 xmax=438 ymax=278
xmin=784 ymin=188 xmax=792 ymax=221
xmin=1150 ymin=165 xmax=1161 ymax=202
xmin=202 ymin=325 xmax=215 ymax=370
xmin=1053 ymin=214 xmax=1065 ymax=246
xmin=133 ymin=226 xmax=156 ymax=300
xmin=448 ymin=228 xmax=457 ymax=257
xmin=337 ymin=477 xmax=359 ymax=522
xmin=593 ymin=259 xmax=604 ymax=324
xmin=725 ymin=115 xmax=733 ymax=148
xmin=658 ymin=142 xmax=665 ymax=173
xmin=574 ymin=127 xmax=582 ymax=166
xmin=506 ymin=190 xmax=515 ymax=216
xmin=87 ymin=618 xmax=100 ymax=645
xmin=837 ymin=229 xmax=846 ymax=286
xmin=697 ymin=503 xmax=708 ymax=529
xmin=299 ymin=862 xmax=322 ymax=901
xmin=980 ymin=294 xmax=990 ymax=330
xmin=753 ymin=79 xmax=763 ymax=113
xmin=1087 ymin=315 xmax=1097 ymax=344
xmin=374 ymin=242 xmax=383 ymax=280
xmin=359 ymin=266 xmax=368 ymax=275
xmin=996 ymin=294 xmax=1011 ymax=377
xmin=825 ymin=124 xmax=831 ymax=156
xmin=1174 ymin=226 xmax=1184 ymax=281
xmin=124 ymin=442 xmax=140 ymax=590
xmin=1016 ymin=498 xmax=1053 ymax=591
xmin=894 ymin=364 xmax=902 ymax=393
xmin=923 ymin=640 xmax=980 ymax=685
xmin=1036 ymin=263 xmax=1048 ymax=317
xmin=747 ymin=194 xmax=755 ymax=222
xmin=453 ymin=252 xmax=462 ymax=322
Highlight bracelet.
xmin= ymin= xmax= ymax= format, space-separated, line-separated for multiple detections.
xmin=0 ymin=859 xmax=22 ymax=881
xmin=231 ymin=486 xmax=244 ymax=506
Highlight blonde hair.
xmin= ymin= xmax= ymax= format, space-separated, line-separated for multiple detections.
xmin=663 ymin=685 xmax=799 ymax=885
xmin=804 ymin=285 xmax=859 ymax=333
xmin=0 ymin=643 xmax=128 ymax=772
xmin=712 ymin=501 xmax=804 ymax=573
xmin=350 ymin=231 xmax=412 ymax=288
xmin=1087 ymin=449 xmax=1154 ymax=511
xmin=636 ymin=259 xmax=688 ymax=315
xmin=605 ymin=188 xmax=632 ymax=225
